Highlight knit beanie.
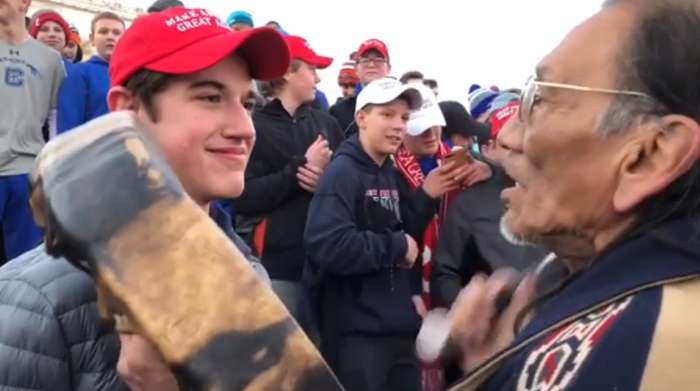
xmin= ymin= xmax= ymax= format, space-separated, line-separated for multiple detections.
xmin=338 ymin=61 xmax=359 ymax=85
xmin=226 ymin=10 xmax=253 ymax=27
xmin=29 ymin=9 xmax=70 ymax=45
xmin=487 ymin=92 xmax=519 ymax=117
xmin=68 ymin=24 xmax=83 ymax=62
xmin=467 ymin=84 xmax=498 ymax=120
xmin=147 ymin=0 xmax=184 ymax=13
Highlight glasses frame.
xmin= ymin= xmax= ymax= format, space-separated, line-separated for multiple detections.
xmin=357 ymin=57 xmax=388 ymax=67
xmin=519 ymin=75 xmax=650 ymax=121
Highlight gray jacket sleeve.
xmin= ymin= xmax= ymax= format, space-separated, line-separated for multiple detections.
xmin=0 ymin=247 xmax=128 ymax=391
xmin=230 ymin=231 xmax=271 ymax=285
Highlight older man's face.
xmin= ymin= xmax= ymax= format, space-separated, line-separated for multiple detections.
xmin=497 ymin=5 xmax=638 ymax=254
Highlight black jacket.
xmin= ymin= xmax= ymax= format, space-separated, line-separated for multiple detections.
xmin=233 ymin=99 xmax=345 ymax=281
xmin=0 ymin=247 xmax=127 ymax=391
xmin=430 ymin=172 xmax=548 ymax=308
xmin=329 ymin=96 xmax=357 ymax=137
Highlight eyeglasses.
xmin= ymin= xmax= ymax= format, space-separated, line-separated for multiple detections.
xmin=519 ymin=75 xmax=650 ymax=121
xmin=357 ymin=57 xmax=388 ymax=66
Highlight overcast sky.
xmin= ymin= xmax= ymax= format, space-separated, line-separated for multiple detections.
xmin=119 ymin=0 xmax=601 ymax=102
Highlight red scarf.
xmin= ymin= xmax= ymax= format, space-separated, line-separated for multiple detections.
xmin=394 ymin=142 xmax=459 ymax=391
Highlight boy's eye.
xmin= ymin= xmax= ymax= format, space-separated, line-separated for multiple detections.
xmin=199 ymin=95 xmax=221 ymax=103
xmin=243 ymin=101 xmax=255 ymax=111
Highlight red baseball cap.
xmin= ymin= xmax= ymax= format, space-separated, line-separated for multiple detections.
xmin=491 ymin=102 xmax=519 ymax=139
xmin=109 ymin=7 xmax=291 ymax=88
xmin=357 ymin=38 xmax=389 ymax=60
xmin=285 ymin=35 xmax=333 ymax=69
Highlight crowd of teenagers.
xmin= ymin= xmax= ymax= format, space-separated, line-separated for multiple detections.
xmin=4 ymin=0 xmax=700 ymax=390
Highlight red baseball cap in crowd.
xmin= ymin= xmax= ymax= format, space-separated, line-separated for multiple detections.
xmin=357 ymin=38 xmax=389 ymax=60
xmin=285 ymin=36 xmax=333 ymax=69
xmin=109 ymin=7 xmax=291 ymax=88
xmin=490 ymin=102 xmax=519 ymax=139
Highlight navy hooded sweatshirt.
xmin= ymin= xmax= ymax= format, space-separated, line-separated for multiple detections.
xmin=304 ymin=136 xmax=425 ymax=336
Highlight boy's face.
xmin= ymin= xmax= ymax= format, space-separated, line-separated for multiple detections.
xmin=285 ymin=60 xmax=319 ymax=103
xmin=36 ymin=21 xmax=66 ymax=51
xmin=108 ymin=54 xmax=257 ymax=206
xmin=0 ymin=0 xmax=28 ymax=24
xmin=357 ymin=98 xmax=411 ymax=155
xmin=230 ymin=22 xmax=251 ymax=31
xmin=91 ymin=18 xmax=124 ymax=60
xmin=63 ymin=40 xmax=78 ymax=60
xmin=404 ymin=125 xmax=441 ymax=158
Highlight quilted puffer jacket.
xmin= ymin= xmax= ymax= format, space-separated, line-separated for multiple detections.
xmin=0 ymin=246 xmax=128 ymax=391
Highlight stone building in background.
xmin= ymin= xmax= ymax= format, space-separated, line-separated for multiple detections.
xmin=29 ymin=0 xmax=143 ymax=58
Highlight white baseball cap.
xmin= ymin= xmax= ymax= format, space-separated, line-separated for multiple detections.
xmin=355 ymin=77 xmax=423 ymax=113
xmin=408 ymin=84 xmax=445 ymax=136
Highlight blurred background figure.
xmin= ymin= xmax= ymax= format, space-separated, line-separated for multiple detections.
xmin=226 ymin=10 xmax=254 ymax=31
xmin=63 ymin=24 xmax=83 ymax=63
xmin=337 ymin=60 xmax=359 ymax=101
xmin=423 ymin=78 xmax=438 ymax=97
xmin=400 ymin=70 xmax=424 ymax=85
xmin=439 ymin=101 xmax=490 ymax=151
xmin=467 ymin=84 xmax=499 ymax=122
xmin=146 ymin=0 xmax=184 ymax=13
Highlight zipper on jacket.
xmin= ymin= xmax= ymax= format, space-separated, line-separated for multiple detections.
xmin=390 ymin=266 xmax=395 ymax=291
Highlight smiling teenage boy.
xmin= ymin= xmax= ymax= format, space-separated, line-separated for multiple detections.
xmin=304 ymin=78 xmax=428 ymax=391
xmin=103 ymin=7 xmax=290 ymax=390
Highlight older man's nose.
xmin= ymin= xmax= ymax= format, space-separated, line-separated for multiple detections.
xmin=497 ymin=118 xmax=523 ymax=153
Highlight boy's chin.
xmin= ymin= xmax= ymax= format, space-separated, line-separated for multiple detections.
xmin=210 ymin=175 xmax=245 ymax=200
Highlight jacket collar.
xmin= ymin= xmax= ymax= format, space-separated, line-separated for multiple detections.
xmin=517 ymin=218 xmax=700 ymax=344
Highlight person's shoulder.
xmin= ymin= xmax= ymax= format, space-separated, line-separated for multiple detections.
xmin=308 ymin=106 xmax=336 ymax=120
xmin=66 ymin=61 xmax=89 ymax=76
xmin=26 ymin=40 xmax=63 ymax=63
xmin=0 ymin=247 xmax=97 ymax=314
xmin=325 ymin=151 xmax=355 ymax=174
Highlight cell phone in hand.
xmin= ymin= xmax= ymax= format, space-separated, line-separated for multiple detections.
xmin=443 ymin=146 xmax=474 ymax=167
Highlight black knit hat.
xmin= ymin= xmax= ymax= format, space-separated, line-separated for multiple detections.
xmin=147 ymin=0 xmax=184 ymax=13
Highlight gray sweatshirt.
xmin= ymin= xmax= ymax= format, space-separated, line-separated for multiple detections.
xmin=0 ymin=38 xmax=65 ymax=175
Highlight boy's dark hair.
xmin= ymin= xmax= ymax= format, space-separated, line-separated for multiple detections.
xmin=423 ymin=78 xmax=438 ymax=89
xmin=399 ymin=70 xmax=424 ymax=84
xmin=147 ymin=0 xmax=184 ymax=13
xmin=123 ymin=70 xmax=177 ymax=122
xmin=90 ymin=11 xmax=125 ymax=33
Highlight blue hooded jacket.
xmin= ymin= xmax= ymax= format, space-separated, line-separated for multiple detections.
xmin=304 ymin=136 xmax=422 ymax=336
xmin=57 ymin=55 xmax=110 ymax=134
xmin=314 ymin=90 xmax=329 ymax=109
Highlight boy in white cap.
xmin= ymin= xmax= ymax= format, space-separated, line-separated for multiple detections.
xmin=305 ymin=78 xmax=427 ymax=391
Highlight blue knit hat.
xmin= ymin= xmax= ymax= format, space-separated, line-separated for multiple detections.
xmin=467 ymin=84 xmax=499 ymax=120
xmin=226 ymin=10 xmax=254 ymax=27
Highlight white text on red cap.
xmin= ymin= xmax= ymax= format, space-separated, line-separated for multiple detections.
xmin=164 ymin=9 xmax=229 ymax=32
xmin=495 ymin=104 xmax=518 ymax=121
